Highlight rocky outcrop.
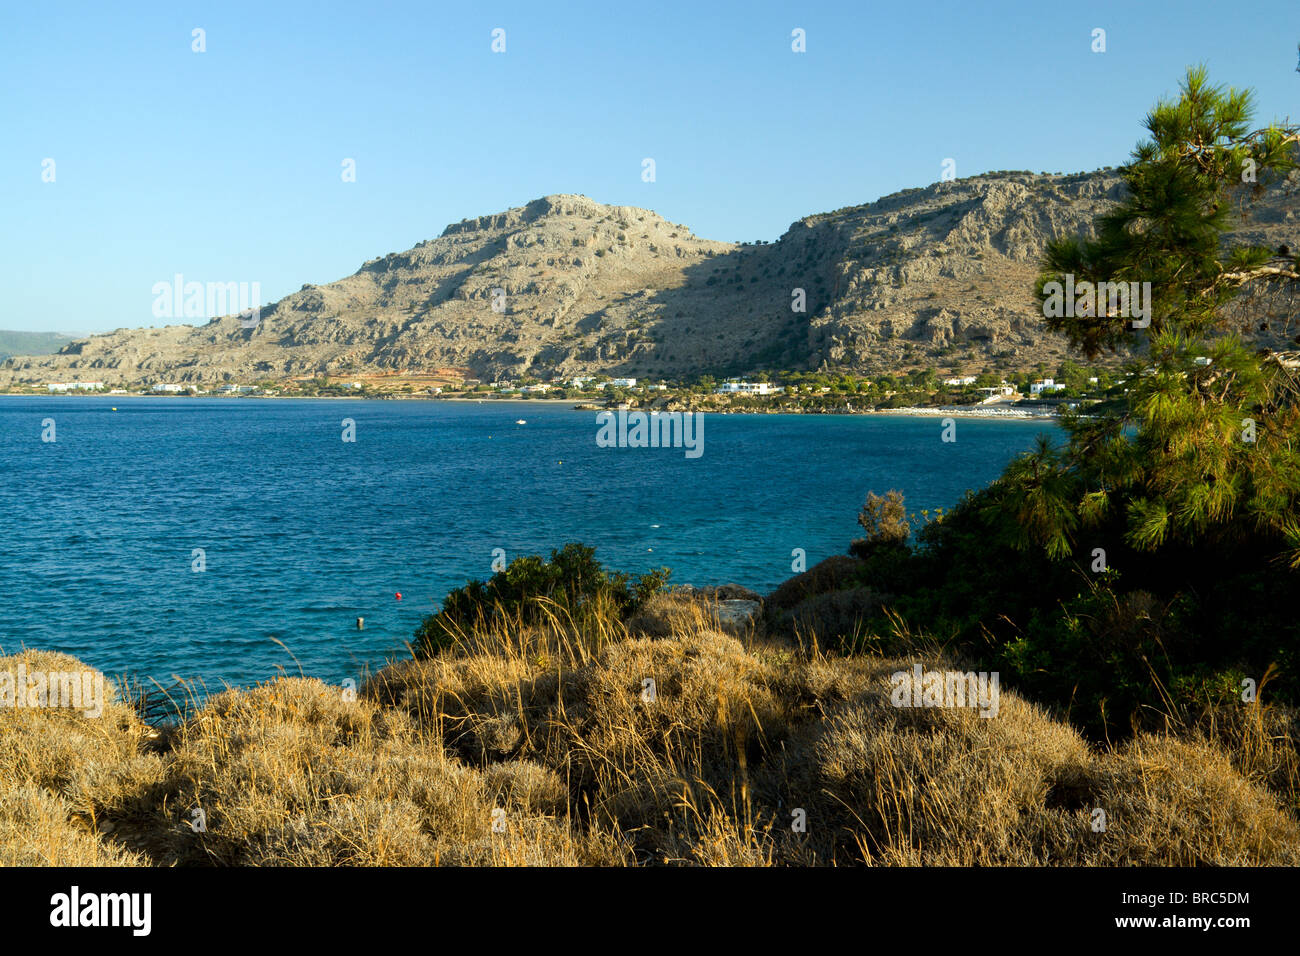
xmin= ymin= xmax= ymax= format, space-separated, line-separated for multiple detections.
xmin=4 ymin=168 xmax=1296 ymax=387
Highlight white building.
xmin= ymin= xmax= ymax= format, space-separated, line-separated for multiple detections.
xmin=521 ymin=384 xmax=551 ymax=393
xmin=151 ymin=383 xmax=185 ymax=393
xmin=714 ymin=381 xmax=782 ymax=396
xmin=47 ymin=382 xmax=104 ymax=392
xmin=1030 ymin=378 xmax=1066 ymax=395
xmin=943 ymin=376 xmax=977 ymax=386
xmin=610 ymin=378 xmax=637 ymax=388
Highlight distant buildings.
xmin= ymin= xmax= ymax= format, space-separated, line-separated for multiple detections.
xmin=150 ymin=383 xmax=185 ymax=393
xmin=47 ymin=382 xmax=103 ymax=392
xmin=578 ymin=377 xmax=667 ymax=391
xmin=590 ymin=377 xmax=637 ymax=390
xmin=943 ymin=376 xmax=978 ymax=386
xmin=1030 ymin=378 xmax=1066 ymax=395
xmin=714 ymin=381 xmax=782 ymax=396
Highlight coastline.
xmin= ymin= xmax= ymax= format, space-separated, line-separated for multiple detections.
xmin=0 ymin=391 xmax=1066 ymax=419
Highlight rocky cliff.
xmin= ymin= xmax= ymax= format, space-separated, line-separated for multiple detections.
xmin=4 ymin=168 xmax=1296 ymax=387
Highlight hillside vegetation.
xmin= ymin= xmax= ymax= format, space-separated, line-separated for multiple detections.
xmin=0 ymin=330 xmax=75 ymax=362
xmin=4 ymin=586 xmax=1297 ymax=866
xmin=4 ymin=69 xmax=1297 ymax=868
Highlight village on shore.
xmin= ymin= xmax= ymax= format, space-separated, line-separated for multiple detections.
xmin=9 ymin=362 xmax=1146 ymax=419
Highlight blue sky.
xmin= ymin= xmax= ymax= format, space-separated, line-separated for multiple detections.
xmin=2 ymin=0 xmax=1297 ymax=334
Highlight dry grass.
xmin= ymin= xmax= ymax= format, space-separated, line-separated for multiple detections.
xmin=3 ymin=603 xmax=1298 ymax=866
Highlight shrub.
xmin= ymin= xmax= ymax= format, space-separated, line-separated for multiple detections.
xmin=850 ymin=490 xmax=910 ymax=558
xmin=766 ymin=555 xmax=864 ymax=613
xmin=414 ymin=543 xmax=670 ymax=657
xmin=772 ymin=587 xmax=883 ymax=651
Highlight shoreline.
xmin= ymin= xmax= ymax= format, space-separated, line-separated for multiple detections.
xmin=0 ymin=391 xmax=1067 ymax=419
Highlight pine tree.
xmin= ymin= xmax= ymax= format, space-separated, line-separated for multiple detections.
xmin=1010 ymin=66 xmax=1300 ymax=564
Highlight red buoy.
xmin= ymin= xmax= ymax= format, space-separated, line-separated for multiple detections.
xmin=395 ymin=592 xmax=402 ymax=601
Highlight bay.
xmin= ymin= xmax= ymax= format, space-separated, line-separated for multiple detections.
xmin=0 ymin=397 xmax=1057 ymax=688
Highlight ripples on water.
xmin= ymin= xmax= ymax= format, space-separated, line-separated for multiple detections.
xmin=0 ymin=397 xmax=1056 ymax=689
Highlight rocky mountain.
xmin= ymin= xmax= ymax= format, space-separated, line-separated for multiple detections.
xmin=4 ymin=170 xmax=1297 ymax=387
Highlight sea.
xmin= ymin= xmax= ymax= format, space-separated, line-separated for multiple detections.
xmin=0 ymin=397 xmax=1057 ymax=690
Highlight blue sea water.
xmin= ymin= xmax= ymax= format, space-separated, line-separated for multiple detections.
xmin=0 ymin=397 xmax=1056 ymax=690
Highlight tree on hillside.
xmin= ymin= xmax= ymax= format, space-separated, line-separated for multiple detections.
xmin=1013 ymin=66 xmax=1300 ymax=563
xmin=844 ymin=68 xmax=1300 ymax=737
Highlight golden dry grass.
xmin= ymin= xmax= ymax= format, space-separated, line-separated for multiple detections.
xmin=2 ymin=605 xmax=1298 ymax=866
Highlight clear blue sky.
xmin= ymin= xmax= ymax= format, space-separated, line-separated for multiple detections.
xmin=2 ymin=0 xmax=1297 ymax=334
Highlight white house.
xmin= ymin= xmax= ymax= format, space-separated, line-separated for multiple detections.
xmin=151 ymin=383 xmax=185 ymax=393
xmin=521 ymin=384 xmax=551 ymax=393
xmin=943 ymin=376 xmax=977 ymax=386
xmin=47 ymin=382 xmax=104 ymax=392
xmin=610 ymin=378 xmax=637 ymax=388
xmin=714 ymin=381 xmax=783 ymax=396
xmin=1030 ymin=378 xmax=1066 ymax=395
xmin=976 ymin=385 xmax=1016 ymax=397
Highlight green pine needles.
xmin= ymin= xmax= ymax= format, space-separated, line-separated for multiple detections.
xmin=1025 ymin=66 xmax=1300 ymax=563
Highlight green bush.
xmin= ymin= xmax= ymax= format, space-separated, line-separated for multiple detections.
xmin=827 ymin=477 xmax=1300 ymax=739
xmin=803 ymin=70 xmax=1300 ymax=740
xmin=415 ymin=543 xmax=670 ymax=657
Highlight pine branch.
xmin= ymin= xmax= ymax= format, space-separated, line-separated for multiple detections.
xmin=1202 ymin=260 xmax=1300 ymax=294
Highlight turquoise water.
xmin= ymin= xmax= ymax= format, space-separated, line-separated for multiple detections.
xmin=0 ymin=397 xmax=1056 ymax=689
